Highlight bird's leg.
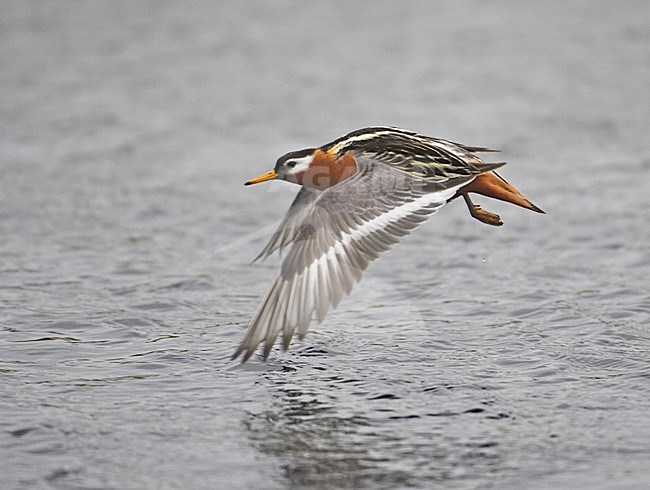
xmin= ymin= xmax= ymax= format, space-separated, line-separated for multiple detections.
xmin=462 ymin=193 xmax=503 ymax=226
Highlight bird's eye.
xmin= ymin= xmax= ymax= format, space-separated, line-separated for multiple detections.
xmin=286 ymin=161 xmax=297 ymax=168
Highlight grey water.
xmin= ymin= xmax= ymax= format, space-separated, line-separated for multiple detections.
xmin=2 ymin=1 xmax=650 ymax=488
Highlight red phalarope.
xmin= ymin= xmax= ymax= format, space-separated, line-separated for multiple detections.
xmin=234 ymin=126 xmax=543 ymax=361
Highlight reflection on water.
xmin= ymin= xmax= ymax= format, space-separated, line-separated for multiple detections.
xmin=248 ymin=371 xmax=373 ymax=487
xmin=247 ymin=353 xmax=511 ymax=488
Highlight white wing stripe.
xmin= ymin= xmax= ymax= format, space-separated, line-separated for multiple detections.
xmin=341 ymin=188 xmax=457 ymax=247
xmin=285 ymin=188 xmax=461 ymax=327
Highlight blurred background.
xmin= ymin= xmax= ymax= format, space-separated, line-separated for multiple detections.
xmin=1 ymin=1 xmax=649 ymax=488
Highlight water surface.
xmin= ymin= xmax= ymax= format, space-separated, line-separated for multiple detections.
xmin=2 ymin=1 xmax=650 ymax=488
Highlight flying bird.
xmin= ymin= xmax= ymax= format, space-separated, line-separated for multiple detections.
xmin=233 ymin=127 xmax=543 ymax=361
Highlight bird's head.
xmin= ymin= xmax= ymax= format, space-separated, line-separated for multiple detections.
xmin=245 ymin=148 xmax=316 ymax=187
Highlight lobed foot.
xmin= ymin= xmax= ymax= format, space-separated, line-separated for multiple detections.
xmin=471 ymin=204 xmax=503 ymax=226
xmin=462 ymin=194 xmax=503 ymax=226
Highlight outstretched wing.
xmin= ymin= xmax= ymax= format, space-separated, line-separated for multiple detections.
xmin=233 ymin=157 xmax=476 ymax=361
xmin=253 ymin=187 xmax=320 ymax=261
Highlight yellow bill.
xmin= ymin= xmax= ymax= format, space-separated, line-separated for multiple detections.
xmin=245 ymin=169 xmax=277 ymax=186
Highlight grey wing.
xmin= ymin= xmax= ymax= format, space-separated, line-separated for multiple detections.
xmin=233 ymin=158 xmax=475 ymax=362
xmin=253 ymin=187 xmax=321 ymax=261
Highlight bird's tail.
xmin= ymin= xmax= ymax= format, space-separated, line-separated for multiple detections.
xmin=459 ymin=171 xmax=544 ymax=213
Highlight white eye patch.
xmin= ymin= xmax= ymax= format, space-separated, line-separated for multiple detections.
xmin=286 ymin=155 xmax=314 ymax=174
